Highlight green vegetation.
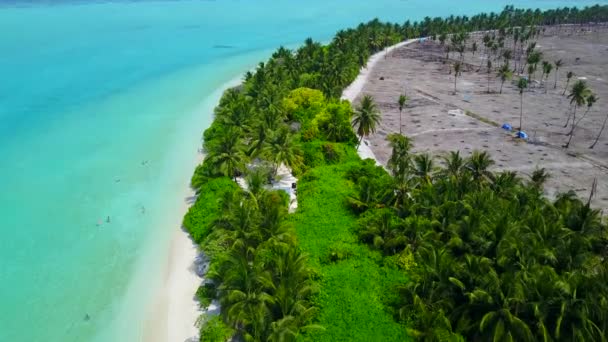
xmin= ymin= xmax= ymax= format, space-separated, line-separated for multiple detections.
xmin=353 ymin=95 xmax=382 ymax=147
xmin=352 ymin=134 xmax=608 ymax=341
xmin=198 ymin=315 xmax=234 ymax=342
xmin=517 ymin=77 xmax=528 ymax=131
xmin=289 ymin=152 xmax=409 ymax=341
xmin=564 ymin=80 xmax=592 ymax=148
xmin=183 ymin=4 xmax=608 ymax=341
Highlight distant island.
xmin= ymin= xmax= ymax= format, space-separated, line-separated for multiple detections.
xmin=183 ymin=5 xmax=608 ymax=341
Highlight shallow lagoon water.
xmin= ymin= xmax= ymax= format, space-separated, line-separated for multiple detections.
xmin=0 ymin=0 xmax=604 ymax=340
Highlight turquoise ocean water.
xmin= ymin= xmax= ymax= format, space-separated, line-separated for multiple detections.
xmin=0 ymin=0 xmax=604 ymax=341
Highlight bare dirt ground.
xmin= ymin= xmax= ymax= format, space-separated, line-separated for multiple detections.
xmin=354 ymin=25 xmax=608 ymax=211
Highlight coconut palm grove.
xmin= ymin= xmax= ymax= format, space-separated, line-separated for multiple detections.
xmin=184 ymin=5 xmax=608 ymax=341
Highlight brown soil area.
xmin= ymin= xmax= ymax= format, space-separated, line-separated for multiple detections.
xmin=355 ymin=25 xmax=608 ymax=211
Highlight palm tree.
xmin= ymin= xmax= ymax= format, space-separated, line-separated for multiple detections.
xmin=246 ymin=167 xmax=269 ymax=199
xmin=387 ymin=133 xmax=412 ymax=179
xmin=526 ymin=51 xmax=542 ymax=83
xmin=352 ymin=95 xmax=382 ymax=147
xmin=265 ymin=127 xmax=302 ymax=175
xmin=413 ymin=153 xmax=435 ymax=184
xmin=479 ymin=306 xmax=535 ymax=342
xmin=517 ymin=77 xmax=528 ymax=133
xmin=564 ymin=80 xmax=591 ymax=148
xmin=502 ymin=49 xmax=512 ymax=66
xmin=541 ymin=61 xmax=553 ymax=93
xmin=563 ymin=71 xmax=574 ymax=95
xmin=218 ymin=251 xmax=274 ymax=340
xmin=453 ymin=61 xmax=462 ymax=94
xmin=205 ymin=129 xmax=247 ymax=181
xmin=358 ymin=209 xmax=406 ymax=254
xmin=441 ymin=151 xmax=465 ymax=178
xmin=589 ymin=111 xmax=608 ymax=149
xmin=530 ymin=167 xmax=550 ymax=190
xmin=398 ymin=94 xmax=408 ymax=134
xmin=496 ymin=63 xmax=512 ymax=94
xmin=554 ymin=59 xmax=563 ymax=89
xmin=527 ymin=64 xmax=535 ymax=87
xmin=486 ymin=60 xmax=493 ymax=93
xmin=572 ymin=93 xmax=598 ymax=128
xmin=269 ymin=246 xmax=313 ymax=318
xmin=249 ymin=120 xmax=270 ymax=157
xmin=465 ymin=150 xmax=494 ymax=183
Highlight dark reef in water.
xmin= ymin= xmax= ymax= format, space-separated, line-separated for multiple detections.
xmin=212 ymin=45 xmax=235 ymax=49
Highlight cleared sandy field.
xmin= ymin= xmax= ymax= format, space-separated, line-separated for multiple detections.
xmin=354 ymin=25 xmax=608 ymax=210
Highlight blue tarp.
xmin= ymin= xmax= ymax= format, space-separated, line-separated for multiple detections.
xmin=502 ymin=123 xmax=512 ymax=131
xmin=516 ymin=131 xmax=528 ymax=139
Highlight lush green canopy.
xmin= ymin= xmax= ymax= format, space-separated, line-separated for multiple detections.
xmin=184 ymin=4 xmax=608 ymax=341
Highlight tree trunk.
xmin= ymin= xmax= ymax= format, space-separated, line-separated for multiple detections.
xmin=572 ymin=108 xmax=591 ymax=129
xmin=399 ymin=109 xmax=402 ymax=134
xmin=454 ymin=75 xmax=457 ymax=94
xmin=563 ymin=104 xmax=573 ymax=128
xmin=554 ymin=69 xmax=559 ymax=89
xmin=357 ymin=135 xmax=364 ymax=149
xmin=540 ymin=72 xmax=545 ymax=90
xmin=519 ymin=93 xmax=524 ymax=132
xmin=500 ymin=80 xmax=504 ymax=94
xmin=487 ymin=74 xmax=491 ymax=93
xmin=563 ymin=79 xmax=570 ymax=96
xmin=564 ymin=105 xmax=577 ymax=148
xmin=590 ymin=112 xmax=608 ymax=149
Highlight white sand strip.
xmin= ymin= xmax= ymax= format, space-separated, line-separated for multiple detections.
xmin=342 ymin=39 xmax=418 ymax=163
xmin=273 ymin=164 xmax=298 ymax=213
xmin=143 ymin=75 xmax=246 ymax=342
xmin=142 ymin=155 xmax=204 ymax=342
xmin=341 ymin=39 xmax=417 ymax=103
xmin=166 ymin=227 xmax=203 ymax=342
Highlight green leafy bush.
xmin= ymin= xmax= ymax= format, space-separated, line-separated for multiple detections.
xmin=289 ymin=159 xmax=409 ymax=341
xmin=195 ymin=283 xmax=217 ymax=309
xmin=198 ymin=315 xmax=233 ymax=342
xmin=182 ymin=177 xmax=239 ymax=243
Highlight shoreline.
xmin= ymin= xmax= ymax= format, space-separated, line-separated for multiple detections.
xmin=341 ymin=38 xmax=417 ymax=164
xmin=142 ymin=75 xmax=244 ymax=342
xmin=142 ymin=155 xmax=203 ymax=342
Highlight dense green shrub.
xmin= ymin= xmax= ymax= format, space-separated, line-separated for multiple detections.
xmin=289 ymin=159 xmax=409 ymax=341
xmin=182 ymin=177 xmax=239 ymax=243
xmin=195 ymin=283 xmax=217 ymax=309
xmin=282 ymin=87 xmax=325 ymax=124
xmin=198 ymin=315 xmax=234 ymax=342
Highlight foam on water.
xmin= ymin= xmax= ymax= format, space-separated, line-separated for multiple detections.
xmin=0 ymin=0 xmax=604 ymax=340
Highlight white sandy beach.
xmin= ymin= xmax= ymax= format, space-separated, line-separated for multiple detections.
xmin=142 ymin=75 xmax=246 ymax=342
xmin=141 ymin=153 xmax=203 ymax=342
xmin=341 ymin=39 xmax=417 ymax=162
